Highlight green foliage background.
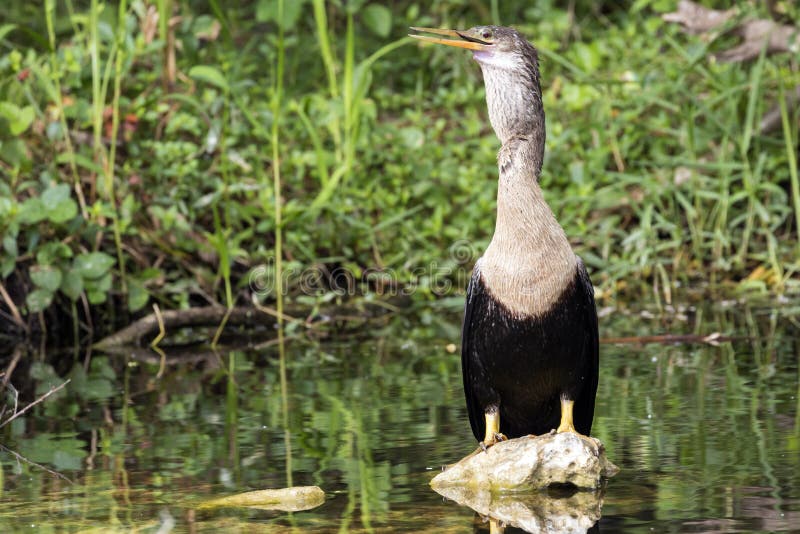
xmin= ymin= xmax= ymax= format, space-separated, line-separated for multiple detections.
xmin=0 ymin=0 xmax=799 ymax=335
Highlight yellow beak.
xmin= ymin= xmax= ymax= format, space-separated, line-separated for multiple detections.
xmin=408 ymin=27 xmax=491 ymax=51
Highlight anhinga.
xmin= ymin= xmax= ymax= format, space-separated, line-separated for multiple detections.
xmin=411 ymin=26 xmax=599 ymax=448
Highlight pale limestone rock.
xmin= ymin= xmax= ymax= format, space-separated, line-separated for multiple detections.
xmin=431 ymin=432 xmax=618 ymax=491
xmin=198 ymin=486 xmax=325 ymax=512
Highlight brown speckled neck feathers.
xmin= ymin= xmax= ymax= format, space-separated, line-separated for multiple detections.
xmin=476 ymin=28 xmax=545 ymax=169
xmin=474 ymin=31 xmax=577 ymax=318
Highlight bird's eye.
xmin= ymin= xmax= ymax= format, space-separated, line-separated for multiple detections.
xmin=482 ymin=30 xmax=492 ymax=40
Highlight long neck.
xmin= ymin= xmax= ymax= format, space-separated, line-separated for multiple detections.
xmin=487 ymin=137 xmax=572 ymax=262
xmin=477 ymin=65 xmax=577 ymax=317
xmin=478 ymin=57 xmax=546 ymax=170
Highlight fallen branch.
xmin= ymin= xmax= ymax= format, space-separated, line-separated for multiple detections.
xmin=94 ymin=306 xmax=263 ymax=350
xmin=662 ymin=1 xmax=737 ymax=35
xmin=251 ymin=295 xmax=304 ymax=326
xmin=663 ymin=1 xmax=800 ymax=62
xmin=94 ymin=295 xmax=412 ymax=350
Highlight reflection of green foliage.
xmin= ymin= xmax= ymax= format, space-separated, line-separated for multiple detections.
xmin=1 ymin=311 xmax=799 ymax=528
xmin=158 ymin=393 xmax=199 ymax=422
xmin=17 ymin=433 xmax=85 ymax=471
xmin=69 ymin=358 xmax=116 ymax=402
xmin=595 ymin=305 xmax=800 ymax=523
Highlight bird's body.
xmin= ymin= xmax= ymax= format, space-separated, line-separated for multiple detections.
xmin=463 ymin=261 xmax=598 ymax=440
xmin=411 ymin=25 xmax=599 ymax=445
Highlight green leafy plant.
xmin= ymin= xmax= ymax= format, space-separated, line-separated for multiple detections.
xmin=0 ymin=1 xmax=798 ymax=340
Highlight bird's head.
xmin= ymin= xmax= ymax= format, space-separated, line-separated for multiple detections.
xmin=411 ymin=25 xmax=544 ymax=148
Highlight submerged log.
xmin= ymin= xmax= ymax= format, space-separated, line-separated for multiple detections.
xmin=93 ymin=306 xmax=262 ymax=349
xmin=198 ymin=486 xmax=325 ymax=512
xmin=431 ymin=432 xmax=618 ymax=491
xmin=93 ymin=294 xmax=412 ymax=349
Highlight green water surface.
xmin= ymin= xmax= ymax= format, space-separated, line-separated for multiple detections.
xmin=1 ymin=301 xmax=799 ymax=532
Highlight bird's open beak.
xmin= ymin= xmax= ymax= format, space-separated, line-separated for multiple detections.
xmin=408 ymin=27 xmax=491 ymax=51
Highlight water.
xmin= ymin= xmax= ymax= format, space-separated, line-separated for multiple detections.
xmin=1 ymin=301 xmax=798 ymax=532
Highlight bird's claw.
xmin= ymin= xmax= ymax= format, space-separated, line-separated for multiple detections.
xmin=480 ymin=432 xmax=508 ymax=452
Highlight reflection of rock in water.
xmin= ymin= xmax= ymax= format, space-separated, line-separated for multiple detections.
xmin=439 ymin=486 xmax=602 ymax=534
xmin=430 ymin=429 xmax=615 ymax=532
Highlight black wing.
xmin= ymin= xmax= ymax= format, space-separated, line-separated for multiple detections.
xmin=461 ymin=267 xmax=485 ymax=442
xmin=574 ymin=257 xmax=599 ymax=436
xmin=461 ymin=260 xmax=598 ymax=440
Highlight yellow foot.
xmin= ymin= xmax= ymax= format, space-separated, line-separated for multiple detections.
xmin=480 ymin=407 xmax=507 ymax=451
xmin=556 ymin=422 xmax=577 ymax=434
xmin=479 ymin=432 xmax=508 ymax=452
xmin=555 ymin=397 xmax=589 ymax=437
xmin=481 ymin=516 xmax=506 ymax=534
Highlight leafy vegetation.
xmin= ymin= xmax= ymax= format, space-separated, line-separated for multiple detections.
xmin=0 ymin=0 xmax=798 ymax=340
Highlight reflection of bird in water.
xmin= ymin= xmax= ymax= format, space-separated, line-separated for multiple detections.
xmin=473 ymin=517 xmax=600 ymax=534
xmin=467 ymin=486 xmax=602 ymax=533
xmin=474 ymin=518 xmax=528 ymax=534
xmin=411 ymin=26 xmax=599 ymax=448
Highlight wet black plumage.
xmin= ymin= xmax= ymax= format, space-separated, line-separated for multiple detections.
xmin=462 ymin=262 xmax=598 ymax=440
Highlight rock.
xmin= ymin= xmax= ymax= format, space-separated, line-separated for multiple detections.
xmin=433 ymin=485 xmax=603 ymax=533
xmin=198 ymin=486 xmax=325 ymax=512
xmin=431 ymin=432 xmax=618 ymax=491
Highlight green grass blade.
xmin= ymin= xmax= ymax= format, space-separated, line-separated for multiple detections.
xmin=312 ymin=0 xmax=338 ymax=99
xmin=741 ymin=40 xmax=768 ymax=154
xmin=779 ymin=77 xmax=800 ymax=249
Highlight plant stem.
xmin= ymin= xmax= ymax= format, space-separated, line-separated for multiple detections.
xmin=44 ymin=0 xmax=88 ymax=219
xmin=108 ymin=0 xmax=129 ymax=294
xmin=272 ymin=0 xmax=292 ymax=490
xmin=343 ymin=13 xmax=354 ymax=180
xmin=491 ymin=0 xmax=501 ymax=25
xmin=272 ymin=10 xmax=285 ymax=331
xmin=89 ymin=0 xmax=103 ymax=171
xmin=312 ymin=0 xmax=338 ymax=99
xmin=779 ymin=77 xmax=800 ymax=245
